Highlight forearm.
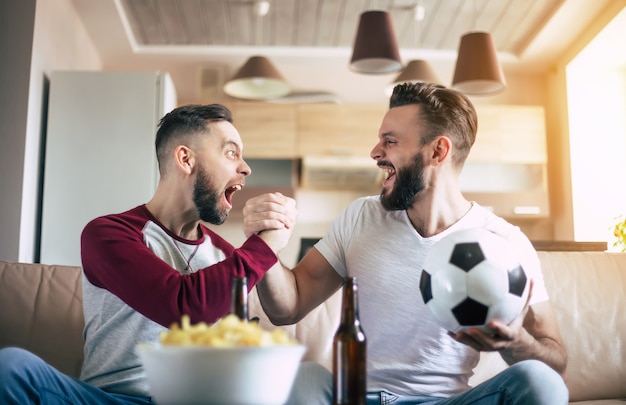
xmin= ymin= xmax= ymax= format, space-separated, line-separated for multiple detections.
xmin=500 ymin=328 xmax=568 ymax=377
xmin=256 ymin=261 xmax=301 ymax=325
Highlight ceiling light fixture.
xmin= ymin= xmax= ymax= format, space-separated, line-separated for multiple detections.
xmin=350 ymin=10 xmax=403 ymax=74
xmin=252 ymin=0 xmax=270 ymax=17
xmin=451 ymin=1 xmax=505 ymax=95
xmin=451 ymin=32 xmax=506 ymax=95
xmin=223 ymin=55 xmax=291 ymax=100
xmin=222 ymin=1 xmax=290 ymax=100
xmin=386 ymin=3 xmax=442 ymax=95
xmin=386 ymin=60 xmax=442 ymax=95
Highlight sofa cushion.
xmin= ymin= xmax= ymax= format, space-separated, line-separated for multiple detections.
xmin=0 ymin=261 xmax=84 ymax=377
xmin=538 ymin=252 xmax=626 ymax=402
xmin=2 ymin=251 xmax=625 ymax=404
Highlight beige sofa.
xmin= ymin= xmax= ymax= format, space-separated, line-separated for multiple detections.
xmin=1 ymin=251 xmax=625 ymax=403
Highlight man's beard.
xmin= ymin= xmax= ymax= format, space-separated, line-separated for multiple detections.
xmin=380 ymin=153 xmax=426 ymax=211
xmin=192 ymin=165 xmax=228 ymax=225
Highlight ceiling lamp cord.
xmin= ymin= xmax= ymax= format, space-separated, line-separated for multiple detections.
xmin=253 ymin=0 xmax=270 ymax=45
xmin=385 ymin=1 xmax=443 ymax=96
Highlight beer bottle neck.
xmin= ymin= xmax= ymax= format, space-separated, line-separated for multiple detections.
xmin=231 ymin=276 xmax=248 ymax=321
xmin=341 ymin=277 xmax=359 ymax=323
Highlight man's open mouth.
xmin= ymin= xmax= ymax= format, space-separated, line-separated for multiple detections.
xmin=380 ymin=165 xmax=396 ymax=186
xmin=225 ymin=184 xmax=242 ymax=205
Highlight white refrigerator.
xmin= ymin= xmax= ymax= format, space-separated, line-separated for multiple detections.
xmin=40 ymin=71 xmax=177 ymax=266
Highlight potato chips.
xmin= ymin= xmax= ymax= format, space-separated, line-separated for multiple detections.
xmin=159 ymin=314 xmax=297 ymax=347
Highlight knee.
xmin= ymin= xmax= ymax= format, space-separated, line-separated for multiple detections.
xmin=509 ymin=359 xmax=565 ymax=386
xmin=508 ymin=360 xmax=568 ymax=404
xmin=0 ymin=347 xmax=31 ymax=369
xmin=0 ymin=347 xmax=42 ymax=380
xmin=286 ymin=362 xmax=332 ymax=405
xmin=0 ymin=348 xmax=23 ymax=382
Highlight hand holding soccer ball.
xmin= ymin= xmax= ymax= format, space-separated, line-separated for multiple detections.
xmin=419 ymin=228 xmax=529 ymax=334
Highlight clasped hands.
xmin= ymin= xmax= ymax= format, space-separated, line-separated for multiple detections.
xmin=243 ymin=192 xmax=297 ymax=254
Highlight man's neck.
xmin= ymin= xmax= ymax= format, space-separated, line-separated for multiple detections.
xmin=406 ymin=192 xmax=472 ymax=238
xmin=145 ymin=185 xmax=200 ymax=240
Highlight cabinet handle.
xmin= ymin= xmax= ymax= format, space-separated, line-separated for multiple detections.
xmin=328 ymin=147 xmax=355 ymax=156
xmin=513 ymin=206 xmax=541 ymax=215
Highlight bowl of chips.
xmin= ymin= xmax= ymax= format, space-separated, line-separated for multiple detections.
xmin=136 ymin=314 xmax=306 ymax=405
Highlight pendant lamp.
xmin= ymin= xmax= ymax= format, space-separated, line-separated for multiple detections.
xmin=384 ymin=3 xmax=441 ymax=95
xmin=385 ymin=60 xmax=442 ymax=96
xmin=350 ymin=10 xmax=403 ymax=74
xmin=451 ymin=31 xmax=506 ymax=95
xmin=223 ymin=56 xmax=291 ymax=100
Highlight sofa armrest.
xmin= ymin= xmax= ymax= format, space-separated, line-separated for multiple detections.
xmin=538 ymin=252 xmax=626 ymax=402
xmin=0 ymin=261 xmax=85 ymax=378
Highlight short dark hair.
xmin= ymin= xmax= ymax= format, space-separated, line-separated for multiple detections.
xmin=390 ymin=83 xmax=477 ymax=167
xmin=155 ymin=104 xmax=233 ymax=176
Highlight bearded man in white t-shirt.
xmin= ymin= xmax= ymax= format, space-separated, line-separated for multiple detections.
xmin=245 ymin=82 xmax=568 ymax=405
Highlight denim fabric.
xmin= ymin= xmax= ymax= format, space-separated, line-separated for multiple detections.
xmin=287 ymin=361 xmax=334 ymax=405
xmin=293 ymin=359 xmax=568 ymax=405
xmin=0 ymin=348 xmax=153 ymax=405
xmin=1 ymin=347 xmax=568 ymax=405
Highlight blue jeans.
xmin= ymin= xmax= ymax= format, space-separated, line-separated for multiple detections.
xmin=0 ymin=347 xmax=332 ymax=405
xmin=0 ymin=347 xmax=153 ymax=404
xmin=289 ymin=360 xmax=569 ymax=405
xmin=1 ymin=347 xmax=568 ymax=405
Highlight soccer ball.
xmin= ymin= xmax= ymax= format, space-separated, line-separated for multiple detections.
xmin=419 ymin=228 xmax=529 ymax=333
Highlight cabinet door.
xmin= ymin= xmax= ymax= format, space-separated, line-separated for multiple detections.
xmin=297 ymin=104 xmax=386 ymax=157
xmin=470 ymin=105 xmax=547 ymax=163
xmin=231 ymin=102 xmax=297 ymax=158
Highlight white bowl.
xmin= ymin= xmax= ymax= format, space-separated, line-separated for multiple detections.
xmin=136 ymin=343 xmax=306 ymax=405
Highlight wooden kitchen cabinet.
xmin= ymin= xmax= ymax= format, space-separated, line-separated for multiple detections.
xmin=227 ymin=103 xmax=547 ymax=164
xmin=297 ymin=103 xmax=386 ymax=157
xmin=469 ymin=105 xmax=547 ymax=163
xmin=229 ymin=102 xmax=298 ymax=158
xmin=462 ymin=105 xmax=550 ymax=220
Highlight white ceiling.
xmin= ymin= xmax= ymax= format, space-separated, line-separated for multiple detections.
xmin=118 ymin=0 xmax=560 ymax=54
xmin=70 ymin=0 xmax=618 ymax=103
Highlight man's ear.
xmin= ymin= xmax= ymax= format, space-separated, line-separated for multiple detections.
xmin=430 ymin=136 xmax=451 ymax=165
xmin=173 ymin=145 xmax=194 ymax=175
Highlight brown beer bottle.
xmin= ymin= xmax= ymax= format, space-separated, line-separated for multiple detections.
xmin=231 ymin=275 xmax=248 ymax=321
xmin=333 ymin=276 xmax=367 ymax=405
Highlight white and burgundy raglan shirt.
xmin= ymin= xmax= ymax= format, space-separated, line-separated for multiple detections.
xmin=79 ymin=205 xmax=277 ymax=397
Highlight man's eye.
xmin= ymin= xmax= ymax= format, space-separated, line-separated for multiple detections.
xmin=227 ymin=150 xmax=236 ymax=157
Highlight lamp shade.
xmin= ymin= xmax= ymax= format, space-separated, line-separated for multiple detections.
xmin=223 ymin=56 xmax=291 ymax=100
xmin=385 ymin=59 xmax=442 ymax=96
xmin=451 ymin=32 xmax=506 ymax=95
xmin=350 ymin=10 xmax=403 ymax=74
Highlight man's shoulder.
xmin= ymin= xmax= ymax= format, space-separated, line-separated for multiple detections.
xmin=467 ymin=203 xmax=536 ymax=256
xmin=468 ymin=203 xmax=517 ymax=234
xmin=338 ymin=195 xmax=385 ymax=222
xmin=337 ymin=195 xmax=407 ymax=232
xmin=347 ymin=195 xmax=382 ymax=213
xmin=83 ymin=205 xmax=148 ymax=235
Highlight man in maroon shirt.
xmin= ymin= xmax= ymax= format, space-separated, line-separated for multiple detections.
xmin=0 ymin=104 xmax=303 ymax=404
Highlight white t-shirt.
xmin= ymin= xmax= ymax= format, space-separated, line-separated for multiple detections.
xmin=315 ymin=196 xmax=548 ymax=397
